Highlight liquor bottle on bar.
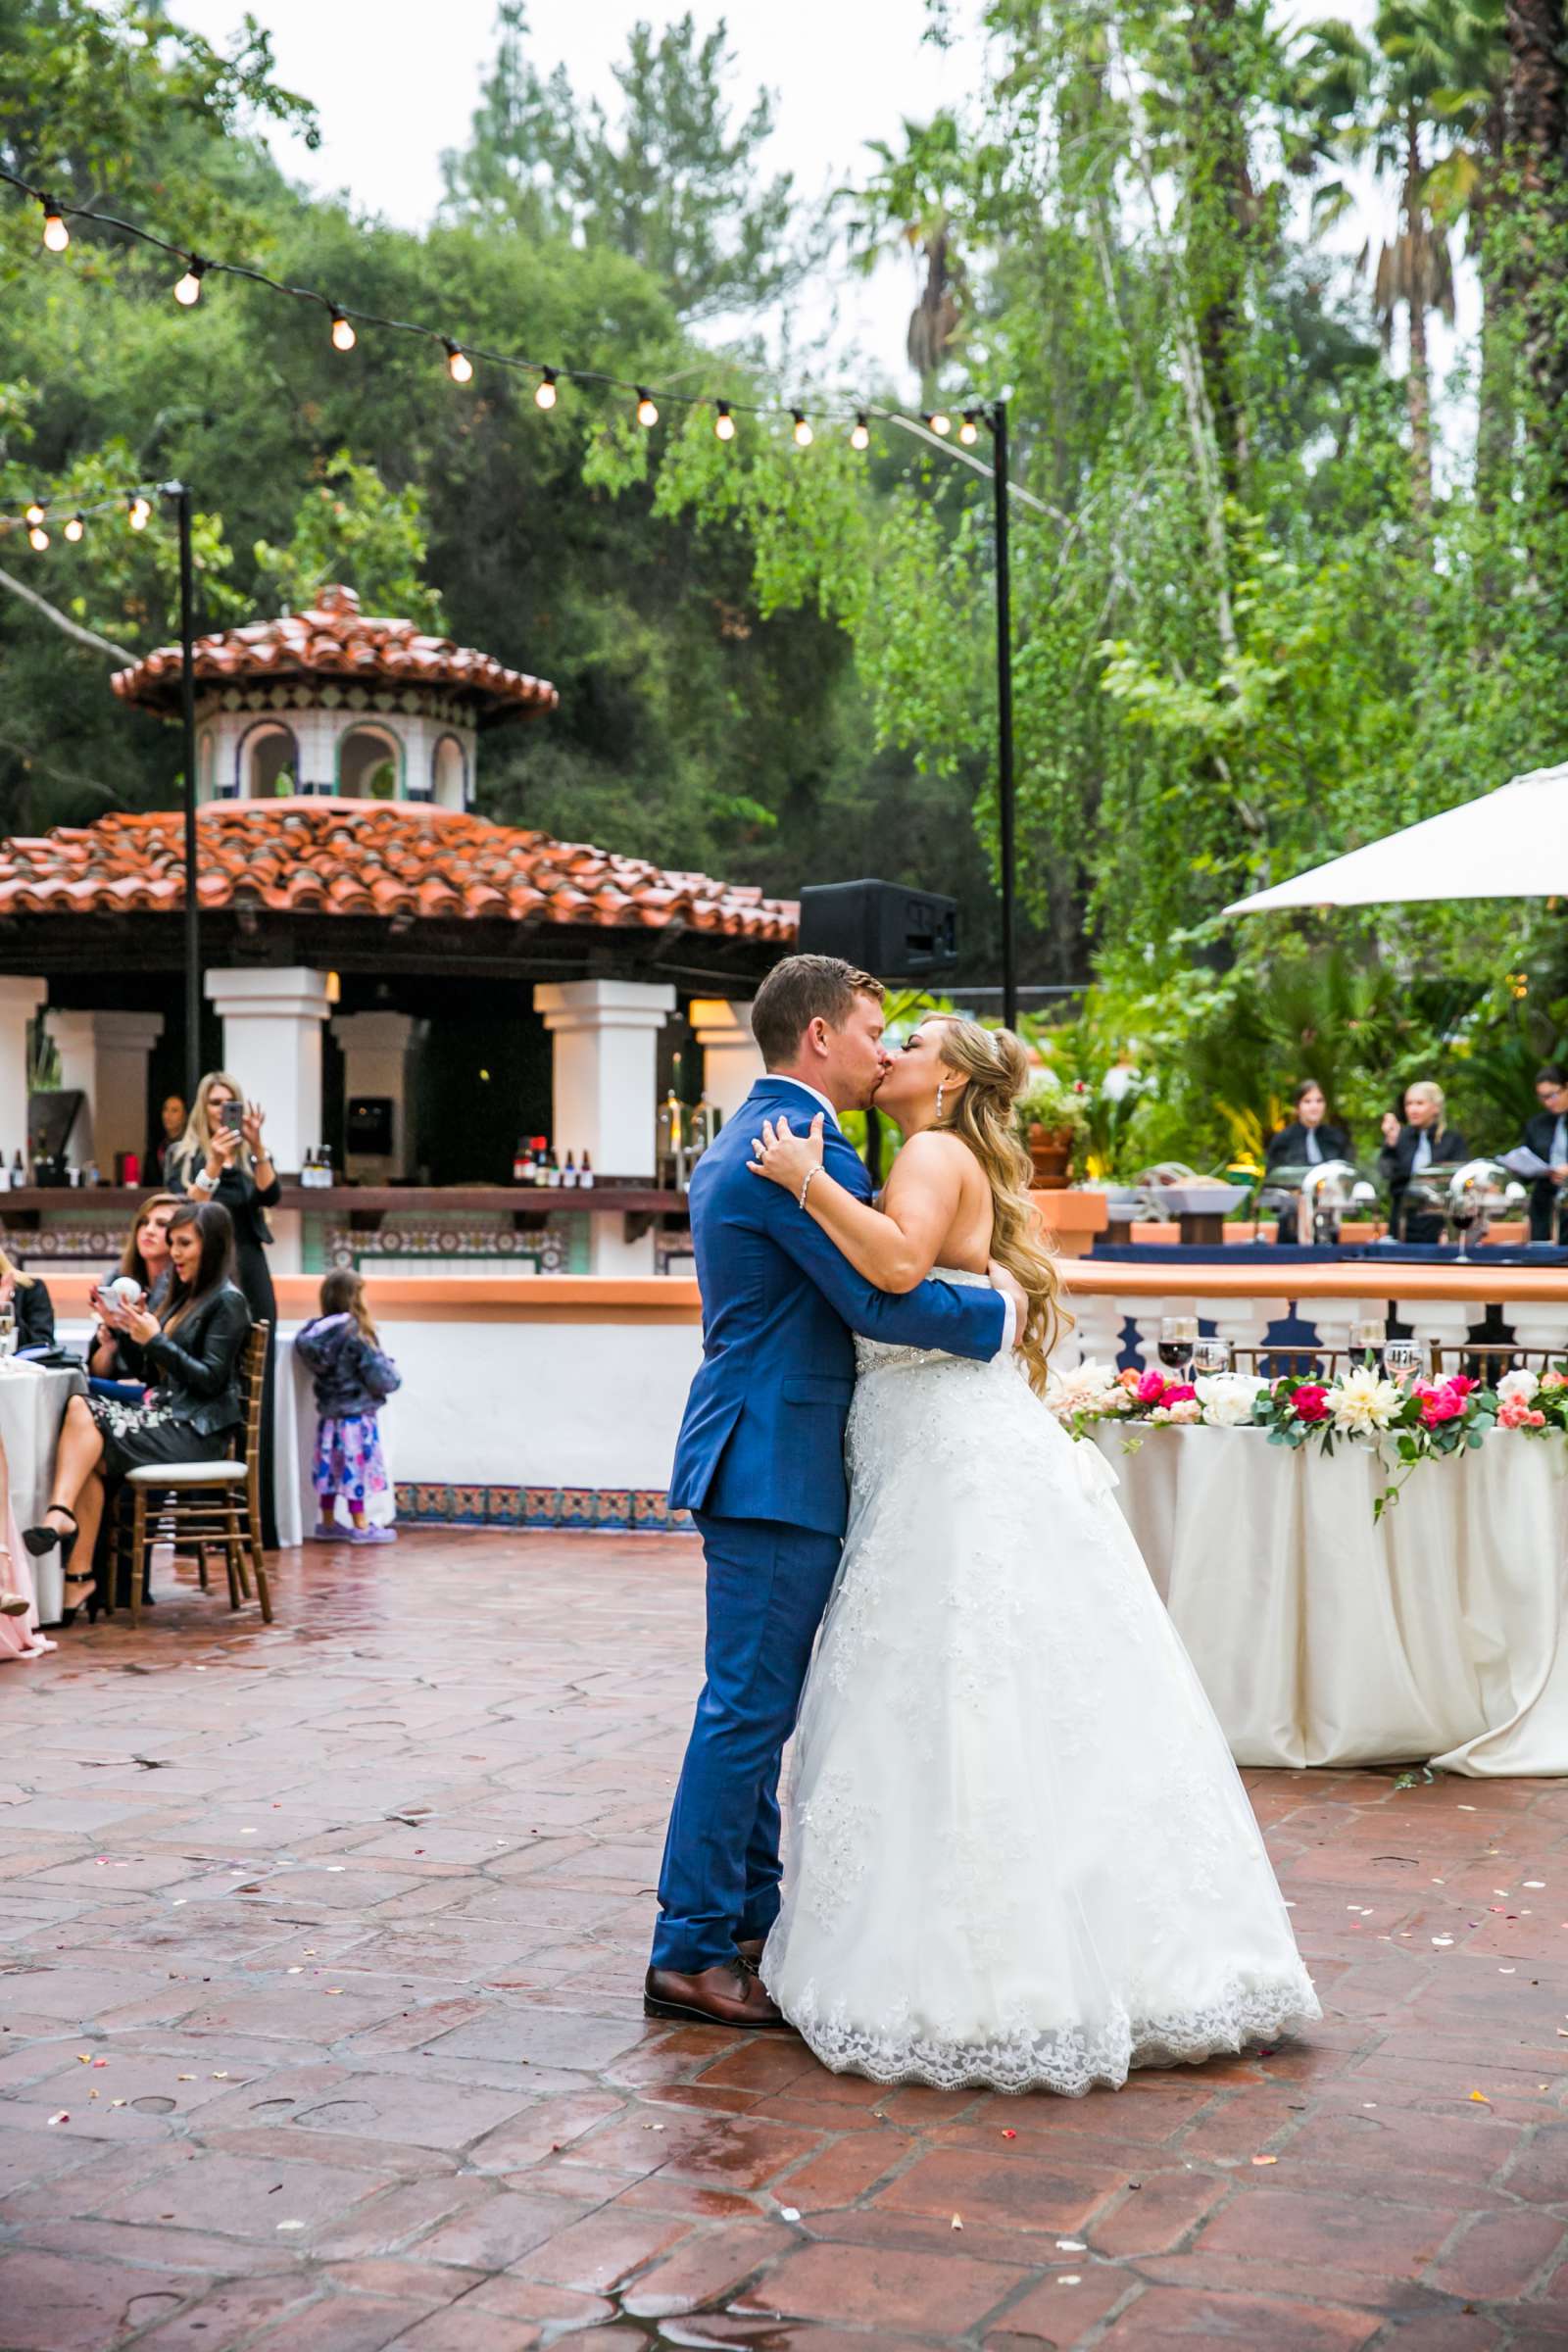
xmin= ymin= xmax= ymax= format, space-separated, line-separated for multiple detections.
xmin=9 ymin=1151 xmax=22 ymax=1191
xmin=531 ymin=1136 xmax=549 ymax=1185
xmin=512 ymin=1136 xmax=530 ymax=1185
xmin=579 ymin=1150 xmax=594 ymax=1190
xmin=546 ymin=1145 xmax=560 ymax=1187
xmin=562 ymin=1151 xmax=577 ymax=1190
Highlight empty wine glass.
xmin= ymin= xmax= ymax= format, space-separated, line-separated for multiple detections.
xmin=1191 ymin=1336 xmax=1233 ymax=1378
xmin=1157 ymin=1314 xmax=1198 ymax=1373
xmin=1349 ymin=1317 xmax=1387 ymax=1367
xmin=1384 ymin=1338 xmax=1422 ymax=1382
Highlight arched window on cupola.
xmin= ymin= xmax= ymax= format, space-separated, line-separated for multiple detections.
xmin=237 ymin=719 xmax=299 ymax=799
xmin=429 ymin=733 xmax=466 ymax=807
xmin=337 ymin=723 xmax=402 ymax=801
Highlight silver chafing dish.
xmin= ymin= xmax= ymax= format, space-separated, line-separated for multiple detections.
xmin=1257 ymin=1158 xmax=1382 ymax=1245
xmin=1401 ymin=1158 xmax=1528 ymax=1253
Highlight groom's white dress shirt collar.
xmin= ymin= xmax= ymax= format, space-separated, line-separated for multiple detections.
xmin=768 ymin=1074 xmax=841 ymax=1131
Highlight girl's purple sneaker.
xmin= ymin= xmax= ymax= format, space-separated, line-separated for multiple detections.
xmin=350 ymin=1523 xmax=398 ymax=1544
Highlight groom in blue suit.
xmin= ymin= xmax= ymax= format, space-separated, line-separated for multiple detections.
xmin=648 ymin=955 xmax=1018 ymax=2027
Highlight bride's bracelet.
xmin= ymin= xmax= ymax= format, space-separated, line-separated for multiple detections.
xmin=800 ymin=1166 xmax=821 ymax=1212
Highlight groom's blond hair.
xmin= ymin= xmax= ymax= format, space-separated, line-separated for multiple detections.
xmin=752 ymin=956 xmax=884 ymax=1066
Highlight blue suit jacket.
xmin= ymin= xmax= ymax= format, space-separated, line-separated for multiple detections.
xmin=669 ymin=1077 xmax=1006 ymax=1537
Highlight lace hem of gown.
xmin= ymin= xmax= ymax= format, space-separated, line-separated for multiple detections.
xmin=780 ymin=1967 xmax=1322 ymax=2098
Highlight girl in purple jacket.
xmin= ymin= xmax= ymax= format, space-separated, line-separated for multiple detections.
xmin=295 ymin=1269 xmax=402 ymax=1544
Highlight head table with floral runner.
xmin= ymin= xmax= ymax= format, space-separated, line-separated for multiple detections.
xmin=1051 ymin=1355 xmax=1568 ymax=1776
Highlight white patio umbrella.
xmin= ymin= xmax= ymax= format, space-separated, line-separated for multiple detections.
xmin=1225 ymin=760 xmax=1568 ymax=913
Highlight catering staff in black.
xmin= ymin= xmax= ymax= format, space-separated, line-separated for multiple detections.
xmin=1520 ymin=1065 xmax=1568 ymax=1242
xmin=1380 ymin=1080 xmax=1468 ymax=1242
xmin=1265 ymin=1080 xmax=1352 ymax=1244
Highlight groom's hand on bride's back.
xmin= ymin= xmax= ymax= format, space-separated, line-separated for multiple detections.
xmin=989 ymin=1257 xmax=1028 ymax=1345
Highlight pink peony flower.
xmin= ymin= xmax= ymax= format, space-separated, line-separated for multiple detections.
xmin=1135 ymin=1368 xmax=1168 ymax=1404
xmin=1290 ymin=1383 xmax=1330 ymax=1424
xmin=1160 ymin=1383 xmax=1198 ymax=1406
xmin=1543 ymin=1368 xmax=1568 ymax=1392
xmin=1418 ymin=1384 xmax=1468 ymax=1428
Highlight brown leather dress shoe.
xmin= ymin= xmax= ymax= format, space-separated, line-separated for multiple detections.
xmin=644 ymin=1961 xmax=789 ymax=2030
xmin=735 ymin=1936 xmax=766 ymax=1970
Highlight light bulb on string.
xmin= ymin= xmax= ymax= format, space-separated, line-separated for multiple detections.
xmin=850 ymin=413 xmax=870 ymax=452
xmin=958 ymin=410 xmax=979 ymax=446
xmin=329 ymin=307 xmax=356 ymax=353
xmin=27 ymin=524 xmax=48 ymax=553
xmin=40 ymin=198 xmax=69 ymax=254
xmin=444 ymin=339 xmax=473 ymax=384
xmin=64 ymin=514 xmax=84 ymax=542
xmin=636 ymin=389 xmax=659 ymax=427
xmin=535 ymin=369 xmax=558 ymax=410
xmin=714 ymin=402 xmax=736 ymax=442
xmin=173 ymin=257 xmax=207 ymax=307
xmin=128 ymin=496 xmax=152 ymax=531
xmin=24 ymin=503 xmax=44 ymax=528
xmin=926 ymin=411 xmax=952 ymax=437
xmin=791 ymin=410 xmax=813 ymax=448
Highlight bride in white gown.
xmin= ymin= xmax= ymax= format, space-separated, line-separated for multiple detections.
xmin=746 ymin=1014 xmax=1318 ymax=2096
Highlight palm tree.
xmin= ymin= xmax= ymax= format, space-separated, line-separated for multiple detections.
xmin=841 ymin=113 xmax=971 ymax=408
xmin=1293 ymin=3 xmax=1505 ymax=523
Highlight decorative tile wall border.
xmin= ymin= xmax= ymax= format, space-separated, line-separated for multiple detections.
xmin=393 ymin=1482 xmax=690 ymax=1532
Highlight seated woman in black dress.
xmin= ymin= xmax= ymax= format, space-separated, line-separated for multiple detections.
xmin=24 ymin=1200 xmax=251 ymax=1616
xmin=1265 ymin=1080 xmax=1351 ymax=1243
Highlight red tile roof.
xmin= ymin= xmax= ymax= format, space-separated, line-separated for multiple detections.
xmin=110 ymin=585 xmax=558 ymax=722
xmin=0 ymin=799 xmax=799 ymax=940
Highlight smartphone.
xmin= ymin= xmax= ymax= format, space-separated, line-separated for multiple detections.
xmin=220 ymin=1101 xmax=244 ymax=1132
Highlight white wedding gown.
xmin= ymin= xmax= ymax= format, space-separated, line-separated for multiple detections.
xmin=762 ymin=1272 xmax=1320 ymax=2095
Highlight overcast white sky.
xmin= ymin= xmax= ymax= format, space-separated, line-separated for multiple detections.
xmin=172 ymin=0 xmax=1464 ymax=419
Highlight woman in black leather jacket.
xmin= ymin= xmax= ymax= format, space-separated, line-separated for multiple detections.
xmin=24 ymin=1200 xmax=251 ymax=1616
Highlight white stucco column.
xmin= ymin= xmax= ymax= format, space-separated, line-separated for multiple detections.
xmin=0 ymin=979 xmax=47 ymax=1174
xmin=688 ymin=997 xmax=765 ymax=1130
xmin=534 ymin=979 xmax=676 ymax=1272
xmin=205 ymin=966 xmax=331 ymax=1176
xmin=51 ymin=1009 xmax=165 ymax=1173
xmin=330 ymin=1010 xmax=424 ymax=1180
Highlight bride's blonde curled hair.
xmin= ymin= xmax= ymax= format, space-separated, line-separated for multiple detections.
xmin=927 ymin=1016 xmax=1069 ymax=1395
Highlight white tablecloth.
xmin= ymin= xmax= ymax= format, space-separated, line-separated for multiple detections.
xmin=1092 ymin=1422 xmax=1568 ymax=1775
xmin=0 ymin=1362 xmax=88 ymax=1629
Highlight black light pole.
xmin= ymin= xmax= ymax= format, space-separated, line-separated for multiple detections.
xmin=169 ymin=482 xmax=201 ymax=1106
xmin=988 ymin=401 xmax=1019 ymax=1033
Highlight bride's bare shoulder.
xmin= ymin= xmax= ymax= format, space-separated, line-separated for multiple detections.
xmin=886 ymin=1129 xmax=973 ymax=1191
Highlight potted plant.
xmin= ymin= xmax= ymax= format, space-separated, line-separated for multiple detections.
xmin=1017 ymin=1073 xmax=1090 ymax=1189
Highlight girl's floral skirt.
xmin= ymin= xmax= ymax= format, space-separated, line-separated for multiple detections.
xmin=313 ymin=1414 xmax=388 ymax=1506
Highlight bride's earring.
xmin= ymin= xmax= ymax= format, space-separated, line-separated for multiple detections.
xmin=935 ymin=1081 xmax=947 ymax=1119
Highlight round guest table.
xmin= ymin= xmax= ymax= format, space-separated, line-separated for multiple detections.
xmin=1091 ymin=1422 xmax=1568 ymax=1776
xmin=0 ymin=1360 xmax=87 ymax=1643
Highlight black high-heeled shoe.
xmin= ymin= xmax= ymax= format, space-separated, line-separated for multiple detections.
xmin=23 ymin=1505 xmax=78 ymax=1559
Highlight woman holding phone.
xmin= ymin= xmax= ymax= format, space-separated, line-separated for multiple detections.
xmin=89 ymin=1192 xmax=180 ymax=1383
xmin=26 ymin=1200 xmax=251 ymax=1618
xmin=168 ymin=1073 xmax=280 ymax=1544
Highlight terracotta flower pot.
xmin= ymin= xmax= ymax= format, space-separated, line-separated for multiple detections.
xmin=1027 ymin=1123 xmax=1075 ymax=1190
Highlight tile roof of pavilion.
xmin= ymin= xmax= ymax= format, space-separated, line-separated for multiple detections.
xmin=110 ymin=585 xmax=558 ymax=722
xmin=0 ymin=800 xmax=799 ymax=940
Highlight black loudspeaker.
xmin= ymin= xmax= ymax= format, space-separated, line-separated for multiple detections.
xmin=797 ymin=880 xmax=958 ymax=980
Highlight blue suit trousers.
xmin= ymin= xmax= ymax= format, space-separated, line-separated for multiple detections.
xmin=651 ymin=1510 xmax=842 ymax=1974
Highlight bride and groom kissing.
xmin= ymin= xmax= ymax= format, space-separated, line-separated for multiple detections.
xmin=646 ymin=954 xmax=1317 ymax=2094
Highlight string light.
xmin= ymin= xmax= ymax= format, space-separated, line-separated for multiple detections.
xmin=128 ymin=495 xmax=151 ymax=530
xmin=1 ymin=170 xmax=1008 ymax=470
xmin=64 ymin=513 xmax=84 ymax=542
xmin=27 ymin=523 xmax=48 ymax=552
xmin=24 ymin=502 xmax=44 ymax=527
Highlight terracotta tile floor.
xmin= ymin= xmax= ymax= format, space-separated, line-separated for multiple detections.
xmin=1 ymin=1531 xmax=1566 ymax=2351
